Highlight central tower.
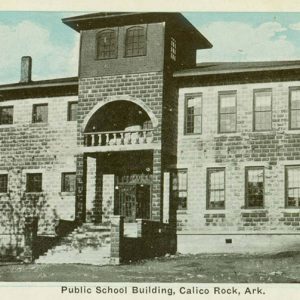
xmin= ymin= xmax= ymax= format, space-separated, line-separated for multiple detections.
xmin=62 ymin=12 xmax=211 ymax=224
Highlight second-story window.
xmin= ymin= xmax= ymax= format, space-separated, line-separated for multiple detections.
xmin=0 ymin=174 xmax=8 ymax=193
xmin=254 ymin=89 xmax=272 ymax=131
xmin=0 ymin=106 xmax=13 ymax=125
xmin=125 ymin=26 xmax=146 ymax=57
xmin=185 ymin=94 xmax=202 ymax=134
xmin=170 ymin=37 xmax=176 ymax=61
xmin=219 ymin=92 xmax=237 ymax=133
xmin=97 ymin=30 xmax=117 ymax=59
xmin=32 ymin=104 xmax=48 ymax=123
xmin=289 ymin=87 xmax=300 ymax=129
xmin=171 ymin=169 xmax=188 ymax=210
xmin=68 ymin=102 xmax=77 ymax=121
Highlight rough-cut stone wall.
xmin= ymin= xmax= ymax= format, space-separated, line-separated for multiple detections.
xmin=0 ymin=95 xmax=77 ymax=257
xmin=176 ymin=81 xmax=300 ymax=236
xmin=76 ymin=72 xmax=164 ymax=221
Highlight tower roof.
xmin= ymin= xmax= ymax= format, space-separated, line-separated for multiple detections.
xmin=62 ymin=12 xmax=212 ymax=50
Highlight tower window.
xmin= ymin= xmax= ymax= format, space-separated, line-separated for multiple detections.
xmin=170 ymin=37 xmax=176 ymax=61
xmin=125 ymin=26 xmax=146 ymax=57
xmin=97 ymin=30 xmax=117 ymax=59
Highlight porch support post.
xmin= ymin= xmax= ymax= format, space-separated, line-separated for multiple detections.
xmin=110 ymin=215 xmax=124 ymax=265
xmin=75 ymin=154 xmax=86 ymax=223
xmin=102 ymin=174 xmax=115 ymax=224
xmin=86 ymin=156 xmax=97 ymax=223
xmin=152 ymin=149 xmax=162 ymax=222
xmin=163 ymin=172 xmax=170 ymax=223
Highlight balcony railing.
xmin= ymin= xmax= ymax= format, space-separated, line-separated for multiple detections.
xmin=84 ymin=129 xmax=154 ymax=147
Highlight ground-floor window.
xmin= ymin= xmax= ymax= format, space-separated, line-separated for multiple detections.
xmin=207 ymin=168 xmax=225 ymax=209
xmin=61 ymin=172 xmax=76 ymax=193
xmin=26 ymin=173 xmax=42 ymax=192
xmin=171 ymin=169 xmax=187 ymax=210
xmin=0 ymin=174 xmax=8 ymax=193
xmin=245 ymin=167 xmax=264 ymax=208
xmin=286 ymin=165 xmax=300 ymax=207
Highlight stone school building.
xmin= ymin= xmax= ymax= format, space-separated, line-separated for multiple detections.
xmin=1 ymin=12 xmax=300 ymax=264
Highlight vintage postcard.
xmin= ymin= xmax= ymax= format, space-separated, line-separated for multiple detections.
xmin=0 ymin=1 xmax=300 ymax=299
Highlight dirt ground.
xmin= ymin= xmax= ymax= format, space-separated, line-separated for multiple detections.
xmin=1 ymin=251 xmax=300 ymax=282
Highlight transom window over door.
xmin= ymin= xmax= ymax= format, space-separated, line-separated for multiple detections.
xmin=125 ymin=26 xmax=146 ymax=57
xmin=96 ymin=30 xmax=117 ymax=59
xmin=245 ymin=167 xmax=264 ymax=208
xmin=254 ymin=89 xmax=272 ymax=131
xmin=286 ymin=166 xmax=300 ymax=207
xmin=290 ymin=88 xmax=300 ymax=129
xmin=219 ymin=92 xmax=237 ymax=133
xmin=207 ymin=168 xmax=225 ymax=209
xmin=185 ymin=94 xmax=202 ymax=134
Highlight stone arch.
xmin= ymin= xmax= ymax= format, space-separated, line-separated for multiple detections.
xmin=82 ymin=95 xmax=159 ymax=131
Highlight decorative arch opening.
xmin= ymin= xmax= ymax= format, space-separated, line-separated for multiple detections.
xmin=83 ymin=98 xmax=157 ymax=147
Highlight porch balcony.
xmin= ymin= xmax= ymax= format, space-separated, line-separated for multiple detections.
xmin=84 ymin=128 xmax=154 ymax=148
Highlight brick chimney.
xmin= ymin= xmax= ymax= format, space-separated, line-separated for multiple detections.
xmin=20 ymin=56 xmax=32 ymax=83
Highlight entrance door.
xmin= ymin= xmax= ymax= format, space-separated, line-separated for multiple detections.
xmin=116 ymin=182 xmax=151 ymax=222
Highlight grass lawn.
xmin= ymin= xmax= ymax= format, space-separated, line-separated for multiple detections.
xmin=1 ymin=252 xmax=300 ymax=282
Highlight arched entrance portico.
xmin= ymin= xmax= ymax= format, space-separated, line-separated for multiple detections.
xmin=81 ymin=97 xmax=161 ymax=227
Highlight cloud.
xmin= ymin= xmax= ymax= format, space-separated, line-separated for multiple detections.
xmin=0 ymin=20 xmax=79 ymax=84
xmin=197 ymin=21 xmax=298 ymax=62
xmin=289 ymin=22 xmax=300 ymax=31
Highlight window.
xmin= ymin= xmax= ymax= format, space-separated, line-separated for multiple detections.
xmin=0 ymin=174 xmax=8 ymax=193
xmin=125 ymin=26 xmax=146 ymax=57
xmin=0 ymin=106 xmax=13 ymax=125
xmin=245 ymin=167 xmax=264 ymax=208
xmin=32 ymin=104 xmax=48 ymax=123
xmin=207 ymin=168 xmax=225 ymax=209
xmin=68 ymin=102 xmax=77 ymax=121
xmin=219 ymin=92 xmax=237 ymax=133
xmin=171 ymin=169 xmax=187 ymax=210
xmin=170 ymin=37 xmax=176 ymax=61
xmin=26 ymin=173 xmax=42 ymax=192
xmin=289 ymin=88 xmax=300 ymax=129
xmin=61 ymin=172 xmax=76 ymax=193
xmin=96 ymin=30 xmax=117 ymax=59
xmin=254 ymin=89 xmax=272 ymax=131
xmin=285 ymin=166 xmax=300 ymax=207
xmin=185 ymin=94 xmax=202 ymax=134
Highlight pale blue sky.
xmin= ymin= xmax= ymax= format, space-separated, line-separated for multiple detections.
xmin=0 ymin=12 xmax=300 ymax=84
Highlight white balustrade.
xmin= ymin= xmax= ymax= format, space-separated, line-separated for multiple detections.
xmin=84 ymin=129 xmax=154 ymax=147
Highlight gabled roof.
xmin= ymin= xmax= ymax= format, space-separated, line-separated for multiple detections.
xmin=173 ymin=61 xmax=300 ymax=77
xmin=62 ymin=12 xmax=212 ymax=50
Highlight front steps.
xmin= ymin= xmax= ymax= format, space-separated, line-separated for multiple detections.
xmin=35 ymin=223 xmax=111 ymax=265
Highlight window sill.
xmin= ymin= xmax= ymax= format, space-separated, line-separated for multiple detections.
xmin=25 ymin=192 xmax=43 ymax=195
xmin=30 ymin=122 xmax=48 ymax=127
xmin=0 ymin=124 xmax=14 ymax=128
xmin=241 ymin=208 xmax=266 ymax=211
xmin=214 ymin=132 xmax=240 ymax=138
xmin=206 ymin=208 xmax=226 ymax=212
xmin=59 ymin=192 xmax=75 ymax=197
xmin=285 ymin=130 xmax=300 ymax=134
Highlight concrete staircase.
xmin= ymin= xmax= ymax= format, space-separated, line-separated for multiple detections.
xmin=35 ymin=223 xmax=111 ymax=265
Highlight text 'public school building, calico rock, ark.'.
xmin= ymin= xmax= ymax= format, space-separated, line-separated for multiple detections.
xmin=1 ymin=12 xmax=300 ymax=264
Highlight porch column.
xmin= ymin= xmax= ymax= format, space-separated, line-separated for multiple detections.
xmin=86 ymin=156 xmax=97 ymax=223
xmin=152 ymin=149 xmax=162 ymax=222
xmin=102 ymin=174 xmax=115 ymax=224
xmin=75 ymin=154 xmax=85 ymax=222
xmin=163 ymin=172 xmax=170 ymax=223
